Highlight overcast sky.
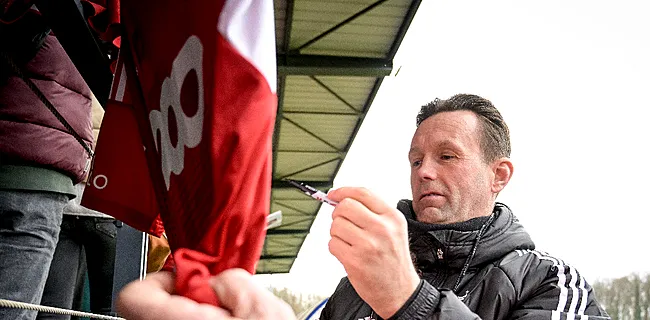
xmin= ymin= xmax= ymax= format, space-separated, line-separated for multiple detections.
xmin=255 ymin=0 xmax=650 ymax=297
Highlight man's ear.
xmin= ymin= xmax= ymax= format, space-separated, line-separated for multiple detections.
xmin=492 ymin=158 xmax=513 ymax=194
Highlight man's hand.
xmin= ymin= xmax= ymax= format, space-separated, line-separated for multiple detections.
xmin=211 ymin=269 xmax=296 ymax=319
xmin=328 ymin=187 xmax=420 ymax=319
xmin=116 ymin=269 xmax=296 ymax=320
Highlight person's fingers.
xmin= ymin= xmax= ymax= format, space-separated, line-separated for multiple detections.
xmin=211 ymin=269 xmax=256 ymax=318
xmin=211 ymin=269 xmax=296 ymax=319
xmin=117 ymin=272 xmax=234 ymax=320
xmin=146 ymin=271 xmax=176 ymax=292
xmin=328 ymin=235 xmax=352 ymax=263
xmin=331 ymin=197 xmax=379 ymax=230
xmin=116 ymin=272 xmax=174 ymax=318
xmin=161 ymin=296 xmax=234 ymax=320
xmin=329 ymin=187 xmax=395 ymax=217
xmin=330 ymin=214 xmax=366 ymax=246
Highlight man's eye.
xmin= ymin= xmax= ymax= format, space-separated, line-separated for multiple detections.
xmin=440 ymin=155 xmax=456 ymax=161
xmin=412 ymin=160 xmax=422 ymax=167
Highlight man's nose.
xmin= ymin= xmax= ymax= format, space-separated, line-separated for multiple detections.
xmin=417 ymin=159 xmax=438 ymax=181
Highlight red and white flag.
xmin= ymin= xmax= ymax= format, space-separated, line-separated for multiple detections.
xmin=83 ymin=0 xmax=277 ymax=305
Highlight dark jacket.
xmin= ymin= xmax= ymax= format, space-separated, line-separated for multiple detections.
xmin=320 ymin=202 xmax=610 ymax=320
xmin=0 ymin=14 xmax=93 ymax=184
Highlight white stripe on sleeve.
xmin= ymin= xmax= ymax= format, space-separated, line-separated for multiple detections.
xmin=577 ymin=270 xmax=588 ymax=314
xmin=568 ymin=266 xmax=580 ymax=314
xmin=520 ymin=250 xmax=580 ymax=315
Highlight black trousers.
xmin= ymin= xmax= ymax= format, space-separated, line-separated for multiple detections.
xmin=37 ymin=216 xmax=118 ymax=319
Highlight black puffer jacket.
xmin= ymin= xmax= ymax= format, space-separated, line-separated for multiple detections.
xmin=320 ymin=202 xmax=610 ymax=320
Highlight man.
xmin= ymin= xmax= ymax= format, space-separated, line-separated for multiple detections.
xmin=116 ymin=269 xmax=296 ymax=320
xmin=321 ymin=94 xmax=610 ymax=319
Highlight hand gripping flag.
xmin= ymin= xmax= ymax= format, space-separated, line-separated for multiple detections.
xmin=83 ymin=0 xmax=277 ymax=305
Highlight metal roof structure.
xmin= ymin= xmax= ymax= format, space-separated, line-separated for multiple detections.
xmin=258 ymin=0 xmax=421 ymax=274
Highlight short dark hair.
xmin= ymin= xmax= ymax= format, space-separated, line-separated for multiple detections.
xmin=416 ymin=94 xmax=511 ymax=162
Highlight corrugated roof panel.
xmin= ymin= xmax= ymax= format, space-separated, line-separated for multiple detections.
xmin=262 ymin=246 xmax=301 ymax=255
xmin=262 ymin=238 xmax=306 ymax=258
xmin=283 ymin=114 xmax=359 ymax=150
xmin=262 ymin=249 xmax=301 ymax=258
xmin=275 ymin=211 xmax=316 ymax=221
xmin=283 ymin=76 xmax=362 ymax=113
xmin=292 ymin=2 xmax=409 ymax=20
xmin=263 ymin=244 xmax=304 ymax=256
xmin=290 ymin=1 xmax=373 ymax=30
xmin=298 ymin=20 xmax=408 ymax=57
xmin=274 ymin=152 xmax=341 ymax=180
xmin=256 ymin=264 xmax=288 ymax=273
xmin=272 ymin=188 xmax=323 ymax=200
xmin=314 ymin=76 xmax=376 ymax=109
xmin=291 ymin=1 xmax=412 ymax=57
xmin=273 ymin=219 xmax=313 ymax=231
xmin=283 ymin=94 xmax=357 ymax=114
xmin=288 ymin=159 xmax=341 ymax=181
xmin=270 ymin=209 xmax=317 ymax=221
xmin=264 ymin=234 xmax=307 ymax=245
xmin=256 ymin=260 xmax=293 ymax=273
xmin=289 ymin=21 xmax=397 ymax=38
xmin=271 ymin=198 xmax=323 ymax=216
xmin=278 ymin=119 xmax=341 ymax=152
xmin=263 ymin=239 xmax=301 ymax=249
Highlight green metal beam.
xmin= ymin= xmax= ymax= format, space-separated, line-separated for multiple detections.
xmin=259 ymin=255 xmax=298 ymax=260
xmin=272 ymin=180 xmax=332 ymax=189
xmin=277 ymin=54 xmax=392 ymax=77
xmin=266 ymin=229 xmax=310 ymax=235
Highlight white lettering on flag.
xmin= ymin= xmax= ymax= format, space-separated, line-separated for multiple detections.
xmin=149 ymin=35 xmax=205 ymax=190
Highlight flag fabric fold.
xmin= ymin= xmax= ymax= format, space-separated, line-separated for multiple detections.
xmin=82 ymin=57 xmax=164 ymax=236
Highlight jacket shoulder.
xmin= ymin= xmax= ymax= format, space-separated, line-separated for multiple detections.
xmin=499 ymin=249 xmax=563 ymax=275
xmin=498 ymin=249 xmax=564 ymax=295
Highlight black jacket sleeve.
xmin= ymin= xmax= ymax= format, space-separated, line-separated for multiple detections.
xmin=388 ymin=281 xmax=480 ymax=320
xmin=320 ymin=278 xmax=368 ymax=320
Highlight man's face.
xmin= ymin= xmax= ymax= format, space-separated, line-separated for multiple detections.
xmin=409 ymin=111 xmax=496 ymax=224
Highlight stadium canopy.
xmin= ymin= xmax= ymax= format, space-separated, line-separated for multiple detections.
xmin=259 ymin=0 xmax=422 ymax=274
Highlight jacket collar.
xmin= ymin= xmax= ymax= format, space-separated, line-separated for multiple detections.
xmin=398 ymin=200 xmax=535 ymax=270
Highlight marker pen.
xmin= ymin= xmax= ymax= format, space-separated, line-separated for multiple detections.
xmin=286 ymin=179 xmax=338 ymax=206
